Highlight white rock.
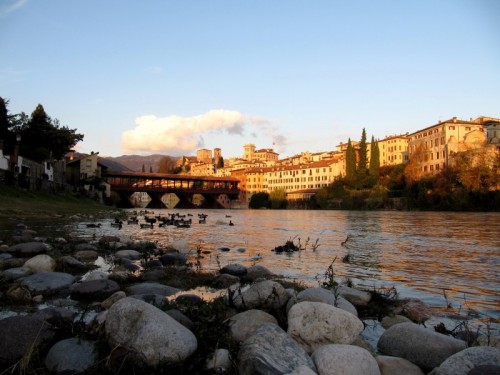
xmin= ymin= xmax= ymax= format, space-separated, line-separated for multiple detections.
xmin=287 ymin=301 xmax=363 ymax=354
xmin=205 ymin=348 xmax=232 ymax=373
xmin=105 ymin=297 xmax=197 ymax=367
xmin=228 ymin=309 xmax=278 ymax=343
xmin=232 ymin=280 xmax=289 ymax=310
xmin=435 ymin=346 xmax=500 ymax=375
xmin=23 ymin=254 xmax=56 ymax=273
xmin=376 ymin=355 xmax=424 ymax=375
xmin=312 ymin=344 xmax=380 ymax=375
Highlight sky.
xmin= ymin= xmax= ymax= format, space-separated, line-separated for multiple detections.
xmin=1 ymin=0 xmax=499 ymax=159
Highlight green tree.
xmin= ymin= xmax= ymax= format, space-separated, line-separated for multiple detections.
xmin=142 ymin=164 xmax=145 ymax=172
xmin=269 ymin=188 xmax=287 ymax=209
xmin=149 ymin=165 xmax=153 ymax=173
xmin=345 ymin=139 xmax=356 ymax=181
xmin=249 ymin=192 xmax=270 ymax=209
xmin=17 ymin=104 xmax=83 ymax=161
xmin=0 ymin=97 xmax=16 ymax=154
xmin=357 ymin=128 xmax=368 ymax=177
xmin=369 ymin=136 xmax=380 ymax=177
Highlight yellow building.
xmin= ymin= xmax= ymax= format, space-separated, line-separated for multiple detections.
xmin=196 ymin=149 xmax=212 ymax=164
xmin=408 ymin=117 xmax=490 ymax=175
xmin=243 ymin=143 xmax=278 ymax=163
xmin=377 ymin=134 xmax=409 ymax=166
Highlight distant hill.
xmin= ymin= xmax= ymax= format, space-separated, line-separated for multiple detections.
xmin=98 ymin=157 xmax=133 ymax=172
xmin=103 ymin=154 xmax=178 ymax=172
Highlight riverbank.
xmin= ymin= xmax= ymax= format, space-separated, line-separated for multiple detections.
xmin=0 ymin=220 xmax=498 ymax=374
xmin=0 ymin=184 xmax=119 ymax=222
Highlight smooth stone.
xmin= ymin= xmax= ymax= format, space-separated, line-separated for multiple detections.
xmin=126 ymin=282 xmax=180 ymax=297
xmin=166 ymin=309 xmax=195 ymax=330
xmin=23 ymin=254 xmax=56 ymax=272
xmin=70 ymin=279 xmax=120 ymax=301
xmin=245 ymin=264 xmax=273 ymax=280
xmin=238 ymin=323 xmax=317 ymax=375
xmin=6 ymin=284 xmax=32 ymax=302
xmin=376 ymin=355 xmax=425 ymax=375
xmin=396 ymin=298 xmax=432 ymax=323
xmin=99 ymin=235 xmax=120 ymax=245
xmin=287 ymin=287 xmax=358 ymax=316
xmin=84 ymin=270 xmax=109 ymax=281
xmin=45 ymin=338 xmax=98 ymax=374
xmin=228 ymin=309 xmax=278 ymax=343
xmin=129 ymin=293 xmax=168 ymax=308
xmin=284 ymin=365 xmax=318 ymax=375
xmin=312 ymin=344 xmax=381 ymax=375
xmin=1 ymin=266 xmax=32 ymax=280
xmin=0 ymin=253 xmax=13 ymax=260
xmin=220 ymin=263 xmax=247 ymax=277
xmin=381 ymin=315 xmax=412 ymax=329
xmin=378 ymin=322 xmax=467 ymax=371
xmin=105 ymin=297 xmax=197 ymax=367
xmin=21 ymin=272 xmax=76 ymax=295
xmin=7 ymin=241 xmax=50 ymax=255
xmin=74 ymin=250 xmax=99 ymax=260
xmin=160 ymin=252 xmax=187 ymax=266
xmin=435 ymin=347 xmax=500 ymax=375
xmin=212 ymin=273 xmax=240 ymax=288
xmin=60 ymin=255 xmax=89 ymax=270
xmin=175 ymin=293 xmax=204 ymax=307
xmin=101 ymin=291 xmax=127 ymax=309
xmin=338 ymin=285 xmax=372 ymax=306
xmin=0 ymin=315 xmax=56 ymax=367
xmin=287 ymin=301 xmax=364 ymax=354
xmin=231 ymin=280 xmax=289 ymax=310
xmin=115 ymin=249 xmax=142 ymax=260
xmin=74 ymin=243 xmax=98 ymax=252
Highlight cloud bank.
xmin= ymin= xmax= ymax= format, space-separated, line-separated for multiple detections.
xmin=122 ymin=109 xmax=249 ymax=155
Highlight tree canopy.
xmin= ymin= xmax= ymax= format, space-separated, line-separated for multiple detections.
xmin=2 ymin=100 xmax=84 ymax=162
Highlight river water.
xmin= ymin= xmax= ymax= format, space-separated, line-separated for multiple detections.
xmin=73 ymin=209 xmax=499 ymax=324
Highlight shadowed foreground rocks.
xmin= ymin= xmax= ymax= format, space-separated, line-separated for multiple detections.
xmin=0 ymin=224 xmax=499 ymax=374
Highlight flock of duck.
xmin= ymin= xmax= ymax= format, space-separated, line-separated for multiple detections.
xmin=85 ymin=210 xmax=235 ymax=230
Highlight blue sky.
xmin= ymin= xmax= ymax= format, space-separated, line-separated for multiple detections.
xmin=1 ymin=0 xmax=499 ymax=159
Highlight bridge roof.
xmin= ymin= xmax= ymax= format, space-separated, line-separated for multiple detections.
xmin=104 ymin=170 xmax=240 ymax=182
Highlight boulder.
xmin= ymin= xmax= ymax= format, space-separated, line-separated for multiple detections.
xmin=228 ymin=309 xmax=278 ymax=343
xmin=70 ymin=279 xmax=120 ymax=301
xmin=84 ymin=270 xmax=109 ymax=281
xmin=105 ymin=297 xmax=197 ymax=367
xmin=377 ymin=322 xmax=467 ymax=371
xmin=284 ymin=365 xmax=318 ymax=375
xmin=21 ymin=272 xmax=75 ymax=295
xmin=288 ymin=301 xmax=363 ymax=354
xmin=220 ymin=263 xmax=247 ymax=277
xmin=74 ymin=250 xmax=99 ymax=260
xmin=101 ymin=291 xmax=127 ymax=309
xmin=1 ymin=266 xmax=32 ymax=280
xmin=115 ymin=249 xmax=142 ymax=260
xmin=380 ymin=315 xmax=412 ymax=329
xmin=160 ymin=252 xmax=187 ymax=266
xmin=23 ymin=254 xmax=56 ymax=273
xmin=7 ymin=241 xmax=50 ymax=256
xmin=338 ymin=285 xmax=372 ymax=306
xmin=0 ymin=315 xmax=56 ymax=367
xmin=231 ymin=280 xmax=289 ymax=310
xmin=311 ymin=344 xmax=380 ymax=375
xmin=238 ymin=323 xmax=317 ymax=375
xmin=45 ymin=338 xmax=98 ymax=374
xmin=60 ymin=255 xmax=89 ymax=271
xmin=246 ymin=264 xmax=273 ymax=280
xmin=434 ymin=347 xmax=500 ymax=375
xmin=74 ymin=243 xmax=98 ymax=252
xmin=376 ymin=355 xmax=425 ymax=375
xmin=212 ymin=273 xmax=240 ymax=288
xmin=126 ymin=282 xmax=180 ymax=297
xmin=396 ymin=298 xmax=432 ymax=323
xmin=287 ymin=287 xmax=358 ymax=316
xmin=166 ymin=309 xmax=195 ymax=330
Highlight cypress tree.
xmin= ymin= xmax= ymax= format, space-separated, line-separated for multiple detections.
xmin=369 ymin=136 xmax=380 ymax=177
xmin=357 ymin=128 xmax=368 ymax=176
xmin=345 ymin=139 xmax=356 ymax=180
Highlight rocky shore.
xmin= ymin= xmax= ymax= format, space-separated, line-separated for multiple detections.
xmin=0 ymin=223 xmax=499 ymax=374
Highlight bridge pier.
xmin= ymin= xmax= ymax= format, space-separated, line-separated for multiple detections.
xmin=146 ymin=192 xmax=167 ymax=209
xmin=116 ymin=191 xmax=133 ymax=208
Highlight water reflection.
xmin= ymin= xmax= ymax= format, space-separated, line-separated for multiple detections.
xmin=71 ymin=209 xmax=499 ymax=320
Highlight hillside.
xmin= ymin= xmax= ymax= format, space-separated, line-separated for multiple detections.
xmin=103 ymin=154 xmax=177 ymax=172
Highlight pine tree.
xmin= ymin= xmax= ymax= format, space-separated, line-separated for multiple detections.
xmin=369 ymin=136 xmax=380 ymax=177
xmin=345 ymin=139 xmax=356 ymax=180
xmin=217 ymin=156 xmax=224 ymax=169
xmin=142 ymin=164 xmax=145 ymax=172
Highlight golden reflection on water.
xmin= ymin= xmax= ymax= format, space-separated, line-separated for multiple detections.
xmin=74 ymin=209 xmax=500 ymax=319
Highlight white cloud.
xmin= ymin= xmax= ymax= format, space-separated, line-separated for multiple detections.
xmin=0 ymin=0 xmax=27 ymax=18
xmin=121 ymin=109 xmax=248 ymax=155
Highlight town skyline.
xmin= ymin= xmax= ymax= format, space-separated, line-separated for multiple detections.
xmin=1 ymin=1 xmax=499 ymax=158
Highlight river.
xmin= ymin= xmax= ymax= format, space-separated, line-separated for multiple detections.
xmin=73 ymin=209 xmax=499 ymax=324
